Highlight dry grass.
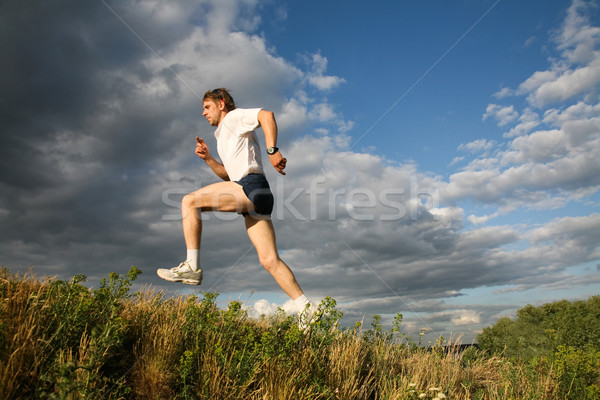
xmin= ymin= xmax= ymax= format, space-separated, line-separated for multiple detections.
xmin=0 ymin=269 xmax=52 ymax=396
xmin=124 ymin=290 xmax=188 ymax=399
xmin=0 ymin=267 xmax=579 ymax=399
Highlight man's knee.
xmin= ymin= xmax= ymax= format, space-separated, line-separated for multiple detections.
xmin=182 ymin=193 xmax=207 ymax=218
xmin=182 ymin=193 xmax=196 ymax=210
xmin=259 ymin=253 xmax=279 ymax=272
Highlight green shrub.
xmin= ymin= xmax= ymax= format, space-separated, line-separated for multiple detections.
xmin=478 ymin=296 xmax=600 ymax=361
xmin=552 ymin=344 xmax=600 ymax=399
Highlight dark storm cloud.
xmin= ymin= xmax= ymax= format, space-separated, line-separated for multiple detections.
xmin=0 ymin=0 xmax=311 ymax=292
xmin=0 ymin=0 xmax=202 ymax=281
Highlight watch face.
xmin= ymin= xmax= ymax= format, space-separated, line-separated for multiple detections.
xmin=268 ymin=147 xmax=278 ymax=154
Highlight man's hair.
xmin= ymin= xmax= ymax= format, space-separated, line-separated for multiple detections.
xmin=203 ymin=88 xmax=236 ymax=111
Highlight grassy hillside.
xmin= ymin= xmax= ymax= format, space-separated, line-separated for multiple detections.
xmin=0 ymin=267 xmax=596 ymax=399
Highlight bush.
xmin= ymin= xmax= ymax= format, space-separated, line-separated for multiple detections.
xmin=552 ymin=344 xmax=600 ymax=399
xmin=1 ymin=267 xmax=597 ymax=399
xmin=478 ymin=296 xmax=600 ymax=361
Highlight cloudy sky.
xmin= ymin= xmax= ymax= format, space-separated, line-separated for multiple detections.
xmin=1 ymin=0 xmax=599 ymax=343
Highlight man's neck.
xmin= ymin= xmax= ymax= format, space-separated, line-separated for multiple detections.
xmin=217 ymin=110 xmax=229 ymax=126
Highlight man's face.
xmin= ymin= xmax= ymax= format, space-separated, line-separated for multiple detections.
xmin=202 ymin=99 xmax=222 ymax=126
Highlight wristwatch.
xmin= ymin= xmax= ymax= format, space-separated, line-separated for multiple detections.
xmin=266 ymin=146 xmax=279 ymax=155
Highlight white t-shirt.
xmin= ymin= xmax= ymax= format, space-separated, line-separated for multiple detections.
xmin=214 ymin=108 xmax=264 ymax=181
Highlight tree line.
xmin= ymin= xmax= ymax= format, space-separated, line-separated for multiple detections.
xmin=478 ymin=295 xmax=600 ymax=360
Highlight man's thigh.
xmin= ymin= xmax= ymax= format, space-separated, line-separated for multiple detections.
xmin=187 ymin=181 xmax=252 ymax=213
xmin=245 ymin=216 xmax=278 ymax=256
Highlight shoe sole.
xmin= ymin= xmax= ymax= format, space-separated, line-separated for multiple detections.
xmin=156 ymin=270 xmax=202 ymax=285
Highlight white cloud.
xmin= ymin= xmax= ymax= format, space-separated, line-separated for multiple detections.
xmin=483 ymin=104 xmax=519 ymax=126
xmin=528 ymin=213 xmax=600 ymax=246
xmin=245 ymin=298 xmax=299 ymax=319
xmin=501 ymin=129 xmax=567 ymax=164
xmin=555 ymin=0 xmax=600 ymax=65
xmin=458 ymin=139 xmax=496 ymax=153
xmin=277 ymin=98 xmax=308 ymax=134
xmin=336 ymin=119 xmax=355 ymax=133
xmin=493 ymin=87 xmax=515 ymax=99
xmin=307 ymin=53 xmax=346 ymax=91
xmin=449 ymin=156 xmax=464 ymax=166
xmin=311 ymin=103 xmax=338 ymax=122
xmin=467 ymin=212 xmax=499 ymax=225
xmin=523 ymin=59 xmax=600 ymax=106
xmin=308 ymin=75 xmax=346 ymax=91
xmin=456 ymin=225 xmax=518 ymax=250
xmin=523 ymin=36 xmax=537 ymax=48
xmin=517 ymin=0 xmax=600 ymax=107
xmin=505 ymin=108 xmax=540 ymax=138
xmin=451 ymin=310 xmax=481 ymax=326
xmin=160 ymin=29 xmax=302 ymax=106
xmin=445 ymin=1 xmax=600 ymax=213
xmin=307 ymin=102 xmax=354 ymax=133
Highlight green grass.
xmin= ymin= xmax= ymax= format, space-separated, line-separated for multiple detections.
xmin=1 ymin=267 xmax=597 ymax=399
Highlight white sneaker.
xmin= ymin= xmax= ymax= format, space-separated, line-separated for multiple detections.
xmin=298 ymin=303 xmax=321 ymax=332
xmin=157 ymin=261 xmax=203 ymax=285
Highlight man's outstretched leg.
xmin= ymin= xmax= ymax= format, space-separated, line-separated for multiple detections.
xmin=157 ymin=182 xmax=251 ymax=285
xmin=244 ymin=216 xmax=316 ymax=323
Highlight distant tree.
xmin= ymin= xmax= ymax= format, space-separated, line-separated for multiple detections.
xmin=478 ymin=296 xmax=600 ymax=360
xmin=551 ymin=296 xmax=600 ymax=349
xmin=477 ymin=317 xmax=512 ymax=355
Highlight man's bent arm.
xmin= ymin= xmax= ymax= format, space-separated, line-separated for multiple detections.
xmin=195 ymin=136 xmax=230 ymax=181
xmin=258 ymin=110 xmax=287 ymax=175
xmin=205 ymin=157 xmax=230 ymax=181
xmin=258 ymin=109 xmax=278 ymax=148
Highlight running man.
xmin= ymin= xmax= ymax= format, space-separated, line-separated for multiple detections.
xmin=157 ymin=88 xmax=313 ymax=315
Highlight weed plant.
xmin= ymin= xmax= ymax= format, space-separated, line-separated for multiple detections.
xmin=1 ymin=267 xmax=598 ymax=399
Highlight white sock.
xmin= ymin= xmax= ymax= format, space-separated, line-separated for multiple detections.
xmin=186 ymin=249 xmax=200 ymax=271
xmin=293 ymin=294 xmax=310 ymax=311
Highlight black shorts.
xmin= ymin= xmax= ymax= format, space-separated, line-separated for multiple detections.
xmin=235 ymin=173 xmax=274 ymax=217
